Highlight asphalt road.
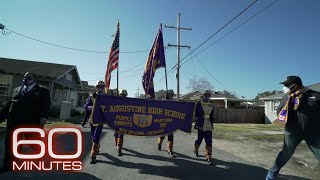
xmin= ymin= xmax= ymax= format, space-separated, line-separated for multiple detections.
xmin=0 ymin=125 xmax=310 ymax=180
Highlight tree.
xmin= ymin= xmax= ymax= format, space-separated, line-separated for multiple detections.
xmin=217 ymin=90 xmax=237 ymax=98
xmin=138 ymin=90 xmax=175 ymax=99
xmin=139 ymin=93 xmax=145 ymax=99
xmin=255 ymin=90 xmax=282 ymax=100
xmin=155 ymin=89 xmax=166 ymax=100
xmin=186 ymin=77 xmax=214 ymax=93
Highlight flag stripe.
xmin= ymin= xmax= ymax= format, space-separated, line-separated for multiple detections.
xmin=105 ymin=22 xmax=120 ymax=90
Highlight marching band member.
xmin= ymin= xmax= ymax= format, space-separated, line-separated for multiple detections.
xmin=84 ymin=80 xmax=105 ymax=164
xmin=157 ymin=89 xmax=175 ymax=157
xmin=114 ymin=89 xmax=128 ymax=156
xmin=194 ymin=90 xmax=215 ymax=165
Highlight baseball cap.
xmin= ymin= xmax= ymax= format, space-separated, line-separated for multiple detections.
xmin=279 ymin=76 xmax=302 ymax=86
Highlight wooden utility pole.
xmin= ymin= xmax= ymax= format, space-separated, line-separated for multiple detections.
xmin=165 ymin=13 xmax=191 ymax=101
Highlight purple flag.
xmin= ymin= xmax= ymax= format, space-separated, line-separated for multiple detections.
xmin=142 ymin=24 xmax=166 ymax=99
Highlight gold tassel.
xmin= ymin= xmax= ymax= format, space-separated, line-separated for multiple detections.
xmin=205 ymin=145 xmax=212 ymax=159
xmin=167 ymin=141 xmax=173 ymax=152
xmin=158 ymin=137 xmax=164 ymax=145
xmin=194 ymin=143 xmax=200 ymax=151
xmin=90 ymin=143 xmax=100 ymax=157
xmin=117 ymin=138 xmax=124 ymax=149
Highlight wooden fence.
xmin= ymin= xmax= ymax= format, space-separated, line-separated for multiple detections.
xmin=214 ymin=108 xmax=265 ymax=124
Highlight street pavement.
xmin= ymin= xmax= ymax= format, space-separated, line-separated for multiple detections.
xmin=0 ymin=125 xmax=309 ymax=180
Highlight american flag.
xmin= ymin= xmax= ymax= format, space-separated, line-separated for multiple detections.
xmin=105 ymin=21 xmax=120 ymax=91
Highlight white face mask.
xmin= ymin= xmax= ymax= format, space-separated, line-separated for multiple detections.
xmin=283 ymin=86 xmax=290 ymax=94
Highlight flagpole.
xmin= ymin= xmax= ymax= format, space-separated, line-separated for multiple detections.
xmin=165 ymin=64 xmax=168 ymax=95
xmin=117 ymin=20 xmax=120 ymax=96
xmin=161 ymin=23 xmax=169 ymax=97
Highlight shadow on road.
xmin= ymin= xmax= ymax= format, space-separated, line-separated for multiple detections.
xmin=0 ymin=125 xmax=311 ymax=180
xmin=0 ymin=126 xmax=107 ymax=180
xmin=97 ymin=148 xmax=308 ymax=180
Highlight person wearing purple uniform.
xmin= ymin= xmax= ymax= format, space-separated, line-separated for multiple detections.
xmin=84 ymin=80 xmax=105 ymax=164
xmin=114 ymin=89 xmax=128 ymax=156
xmin=194 ymin=90 xmax=215 ymax=165
xmin=157 ymin=89 xmax=175 ymax=157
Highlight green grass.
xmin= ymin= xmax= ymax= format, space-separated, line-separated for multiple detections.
xmin=209 ymin=123 xmax=285 ymax=142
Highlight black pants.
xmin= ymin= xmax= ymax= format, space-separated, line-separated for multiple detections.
xmin=3 ymin=126 xmax=41 ymax=170
xmin=3 ymin=127 xmax=14 ymax=170
xmin=267 ymin=131 xmax=320 ymax=178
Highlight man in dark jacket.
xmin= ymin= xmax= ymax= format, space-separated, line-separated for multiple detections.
xmin=194 ymin=90 xmax=215 ymax=165
xmin=266 ymin=76 xmax=320 ymax=180
xmin=0 ymin=72 xmax=51 ymax=172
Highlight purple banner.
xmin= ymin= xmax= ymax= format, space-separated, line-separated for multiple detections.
xmin=91 ymin=95 xmax=195 ymax=136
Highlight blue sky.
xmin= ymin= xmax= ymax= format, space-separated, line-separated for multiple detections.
xmin=1 ymin=0 xmax=320 ymax=99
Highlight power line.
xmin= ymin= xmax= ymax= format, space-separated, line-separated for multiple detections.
xmin=181 ymin=0 xmax=280 ymax=67
xmin=3 ymin=27 xmax=149 ymax=54
xmin=178 ymin=0 xmax=259 ymax=65
xmin=155 ymin=0 xmax=259 ymax=87
xmin=190 ymin=50 xmax=226 ymax=89
xmin=81 ymin=61 xmax=145 ymax=75
xmin=155 ymin=0 xmax=279 ymax=88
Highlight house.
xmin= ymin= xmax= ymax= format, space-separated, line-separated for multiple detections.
xmin=181 ymin=91 xmax=265 ymax=123
xmin=77 ymin=81 xmax=94 ymax=107
xmin=240 ymin=100 xmax=265 ymax=109
xmin=260 ymin=83 xmax=320 ymax=124
xmin=0 ymin=57 xmax=83 ymax=108
xmin=180 ymin=91 xmax=256 ymax=109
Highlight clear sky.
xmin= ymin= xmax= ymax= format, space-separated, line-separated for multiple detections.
xmin=1 ymin=0 xmax=320 ymax=99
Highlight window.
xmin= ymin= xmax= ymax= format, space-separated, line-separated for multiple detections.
xmin=66 ymin=74 xmax=72 ymax=81
xmin=0 ymin=83 xmax=9 ymax=96
xmin=272 ymin=100 xmax=280 ymax=112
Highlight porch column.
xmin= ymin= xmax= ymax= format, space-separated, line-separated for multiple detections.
xmin=49 ymin=81 xmax=54 ymax=103
xmin=224 ymin=99 xmax=228 ymax=109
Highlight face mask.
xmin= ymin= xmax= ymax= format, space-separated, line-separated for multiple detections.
xmin=203 ymin=96 xmax=210 ymax=102
xmin=283 ymin=86 xmax=290 ymax=94
xmin=288 ymin=83 xmax=296 ymax=91
xmin=22 ymin=79 xmax=35 ymax=86
xmin=97 ymin=88 xmax=104 ymax=93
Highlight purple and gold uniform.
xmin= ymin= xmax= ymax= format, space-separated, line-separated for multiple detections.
xmin=114 ymin=89 xmax=128 ymax=156
xmin=194 ymin=90 xmax=215 ymax=165
xmin=157 ymin=90 xmax=175 ymax=157
xmin=84 ymin=80 xmax=105 ymax=164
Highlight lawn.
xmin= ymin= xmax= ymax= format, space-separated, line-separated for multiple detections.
xmin=211 ymin=123 xmax=285 ymax=142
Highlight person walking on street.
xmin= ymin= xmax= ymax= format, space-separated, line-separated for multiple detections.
xmin=194 ymin=90 xmax=215 ymax=165
xmin=266 ymin=76 xmax=320 ymax=180
xmin=0 ymin=72 xmax=51 ymax=172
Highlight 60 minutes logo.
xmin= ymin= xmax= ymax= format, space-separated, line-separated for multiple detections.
xmin=12 ymin=128 xmax=83 ymax=171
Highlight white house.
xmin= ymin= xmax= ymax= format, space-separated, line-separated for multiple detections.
xmin=260 ymin=83 xmax=320 ymax=124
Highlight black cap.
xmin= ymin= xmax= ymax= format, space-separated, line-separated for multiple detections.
xmin=279 ymin=76 xmax=302 ymax=86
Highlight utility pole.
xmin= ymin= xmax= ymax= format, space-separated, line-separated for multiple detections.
xmin=165 ymin=13 xmax=191 ymax=101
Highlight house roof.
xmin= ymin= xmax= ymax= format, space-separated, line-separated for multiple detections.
xmin=78 ymin=81 xmax=94 ymax=93
xmin=0 ymin=57 xmax=82 ymax=88
xmin=180 ymin=91 xmax=251 ymax=102
xmin=308 ymin=83 xmax=320 ymax=92
xmin=260 ymin=83 xmax=320 ymax=100
xmin=0 ymin=57 xmax=75 ymax=79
